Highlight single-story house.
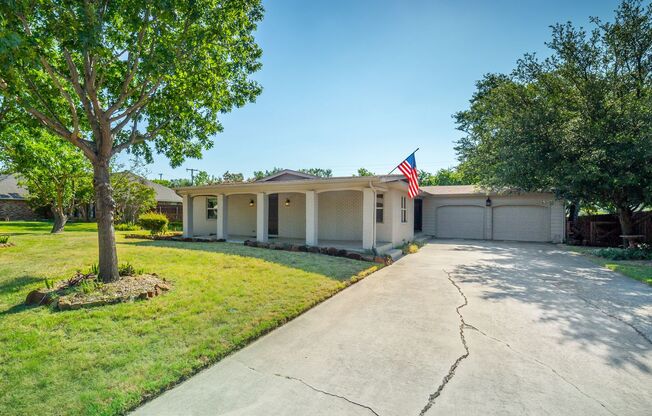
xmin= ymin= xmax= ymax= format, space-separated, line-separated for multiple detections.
xmin=0 ymin=174 xmax=42 ymax=221
xmin=176 ymin=169 xmax=565 ymax=253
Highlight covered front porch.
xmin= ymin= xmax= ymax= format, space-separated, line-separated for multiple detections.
xmin=176 ymin=174 xmax=414 ymax=255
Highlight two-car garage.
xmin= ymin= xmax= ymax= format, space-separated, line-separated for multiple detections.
xmin=421 ymin=186 xmax=565 ymax=243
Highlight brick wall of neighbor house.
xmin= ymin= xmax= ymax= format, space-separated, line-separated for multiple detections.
xmin=318 ymin=190 xmax=363 ymax=241
xmin=277 ymin=192 xmax=306 ymax=239
xmin=227 ymin=194 xmax=257 ymax=237
xmin=0 ymin=200 xmax=41 ymax=221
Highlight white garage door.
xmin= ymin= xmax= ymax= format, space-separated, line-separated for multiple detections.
xmin=492 ymin=206 xmax=550 ymax=242
xmin=436 ymin=206 xmax=485 ymax=239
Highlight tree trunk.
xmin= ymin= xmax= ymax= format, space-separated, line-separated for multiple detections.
xmin=93 ymin=159 xmax=120 ymax=282
xmin=50 ymin=206 xmax=68 ymax=234
xmin=617 ymin=205 xmax=635 ymax=247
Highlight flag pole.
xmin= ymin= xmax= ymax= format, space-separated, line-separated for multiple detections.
xmin=387 ymin=148 xmax=420 ymax=175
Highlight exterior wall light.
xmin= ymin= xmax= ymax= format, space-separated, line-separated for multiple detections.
xmin=249 ymin=199 xmax=255 ymax=207
xmin=485 ymin=197 xmax=492 ymax=207
xmin=284 ymin=198 xmax=291 ymax=207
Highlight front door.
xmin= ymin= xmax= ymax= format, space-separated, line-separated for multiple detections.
xmin=268 ymin=194 xmax=279 ymax=236
xmin=414 ymin=199 xmax=423 ymax=232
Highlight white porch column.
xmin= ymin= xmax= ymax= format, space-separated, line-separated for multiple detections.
xmin=216 ymin=194 xmax=228 ymax=240
xmin=305 ymin=191 xmax=318 ymax=246
xmin=256 ymin=192 xmax=269 ymax=242
xmin=362 ymin=188 xmax=375 ymax=250
xmin=182 ymin=194 xmax=194 ymax=238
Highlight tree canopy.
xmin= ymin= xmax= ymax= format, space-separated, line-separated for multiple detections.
xmin=0 ymin=125 xmax=92 ymax=233
xmin=455 ymin=0 xmax=652 ymax=234
xmin=418 ymin=167 xmax=472 ymax=186
xmin=0 ymin=0 xmax=264 ymax=281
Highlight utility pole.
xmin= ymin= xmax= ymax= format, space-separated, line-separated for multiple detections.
xmin=186 ymin=168 xmax=199 ymax=185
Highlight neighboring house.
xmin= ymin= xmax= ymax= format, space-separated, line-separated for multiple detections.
xmin=0 ymin=174 xmax=42 ymax=221
xmin=140 ymin=177 xmax=183 ymax=222
xmin=176 ymin=169 xmax=565 ymax=254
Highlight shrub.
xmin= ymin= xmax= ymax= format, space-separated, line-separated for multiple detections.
xmin=138 ymin=212 xmax=169 ymax=235
xmin=115 ymin=222 xmax=142 ymax=231
xmin=0 ymin=235 xmax=9 ymax=244
xmin=590 ymin=246 xmax=652 ymax=261
xmin=399 ymin=241 xmax=421 ymax=255
xmin=118 ymin=262 xmax=143 ymax=276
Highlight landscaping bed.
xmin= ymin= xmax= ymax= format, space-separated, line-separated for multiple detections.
xmin=243 ymin=239 xmax=393 ymax=265
xmin=25 ymin=272 xmax=170 ymax=311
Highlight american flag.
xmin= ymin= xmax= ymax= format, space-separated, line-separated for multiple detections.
xmin=397 ymin=153 xmax=420 ymax=198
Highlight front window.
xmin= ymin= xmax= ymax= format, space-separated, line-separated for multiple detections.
xmin=207 ymin=197 xmax=218 ymax=219
xmin=400 ymin=196 xmax=408 ymax=223
xmin=376 ymin=193 xmax=384 ymax=223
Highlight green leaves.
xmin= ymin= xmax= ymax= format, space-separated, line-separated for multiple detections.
xmin=0 ymin=0 xmax=264 ymax=165
xmin=455 ymin=0 xmax=652 ymax=212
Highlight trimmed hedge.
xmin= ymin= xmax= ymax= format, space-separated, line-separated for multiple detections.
xmin=138 ymin=212 xmax=169 ymax=235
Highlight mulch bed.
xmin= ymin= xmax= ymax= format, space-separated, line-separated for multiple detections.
xmin=124 ymin=232 xmax=182 ymax=240
xmin=243 ymin=240 xmax=392 ymax=265
xmin=25 ymin=272 xmax=171 ymax=311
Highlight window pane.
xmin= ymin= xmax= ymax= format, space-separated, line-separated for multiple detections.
xmin=376 ymin=208 xmax=383 ymax=223
xmin=207 ymin=197 xmax=217 ymax=219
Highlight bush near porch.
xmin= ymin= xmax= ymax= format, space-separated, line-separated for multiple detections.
xmin=0 ymin=221 xmax=378 ymax=416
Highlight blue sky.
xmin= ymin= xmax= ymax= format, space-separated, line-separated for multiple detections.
xmin=130 ymin=0 xmax=618 ymax=181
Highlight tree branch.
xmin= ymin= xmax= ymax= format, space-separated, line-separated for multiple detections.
xmin=111 ymin=116 xmax=173 ymax=155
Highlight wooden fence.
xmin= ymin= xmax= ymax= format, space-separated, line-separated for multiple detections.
xmin=567 ymin=211 xmax=652 ymax=247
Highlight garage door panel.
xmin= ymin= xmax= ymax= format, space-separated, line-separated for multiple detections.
xmin=493 ymin=205 xmax=550 ymax=242
xmin=436 ymin=206 xmax=484 ymax=239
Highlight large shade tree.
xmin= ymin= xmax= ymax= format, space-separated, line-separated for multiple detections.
xmin=0 ymin=0 xmax=263 ymax=281
xmin=0 ymin=122 xmax=93 ymax=233
xmin=455 ymin=0 xmax=652 ymax=235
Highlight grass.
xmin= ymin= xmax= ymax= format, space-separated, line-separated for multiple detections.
xmin=568 ymin=246 xmax=652 ymax=285
xmin=0 ymin=221 xmax=378 ymax=416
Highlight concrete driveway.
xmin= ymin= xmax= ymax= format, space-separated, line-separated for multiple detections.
xmin=133 ymin=241 xmax=652 ymax=416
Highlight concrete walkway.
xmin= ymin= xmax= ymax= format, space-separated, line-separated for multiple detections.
xmin=133 ymin=241 xmax=652 ymax=416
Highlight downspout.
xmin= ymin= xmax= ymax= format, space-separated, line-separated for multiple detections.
xmin=368 ymin=180 xmax=377 ymax=251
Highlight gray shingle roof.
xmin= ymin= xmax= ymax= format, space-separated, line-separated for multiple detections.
xmin=420 ymin=185 xmax=486 ymax=196
xmin=0 ymin=174 xmax=28 ymax=200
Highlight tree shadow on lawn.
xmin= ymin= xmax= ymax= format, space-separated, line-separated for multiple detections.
xmin=0 ymin=221 xmax=97 ymax=235
xmin=436 ymin=240 xmax=652 ymax=373
xmin=121 ymin=239 xmax=374 ymax=281
xmin=0 ymin=276 xmax=45 ymax=315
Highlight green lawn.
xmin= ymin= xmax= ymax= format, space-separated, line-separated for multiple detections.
xmin=568 ymin=246 xmax=652 ymax=285
xmin=0 ymin=221 xmax=378 ymax=416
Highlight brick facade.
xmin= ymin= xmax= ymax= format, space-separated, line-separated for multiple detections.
xmin=0 ymin=200 xmax=41 ymax=221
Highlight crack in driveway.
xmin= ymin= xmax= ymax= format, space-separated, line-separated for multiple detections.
xmin=463 ymin=323 xmax=617 ymax=416
xmin=418 ymin=270 xmax=470 ymax=415
xmin=574 ymin=293 xmax=652 ymax=346
xmin=236 ymin=360 xmax=380 ymax=416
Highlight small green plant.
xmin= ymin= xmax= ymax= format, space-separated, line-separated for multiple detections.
xmin=88 ymin=263 xmax=99 ymax=276
xmin=118 ymin=262 xmax=144 ymax=277
xmin=79 ymin=279 xmax=100 ymax=294
xmin=0 ymin=235 xmax=9 ymax=244
xmin=44 ymin=278 xmax=55 ymax=290
xmin=399 ymin=240 xmax=422 ymax=255
xmin=138 ymin=212 xmax=169 ymax=235
xmin=115 ymin=222 xmax=142 ymax=231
